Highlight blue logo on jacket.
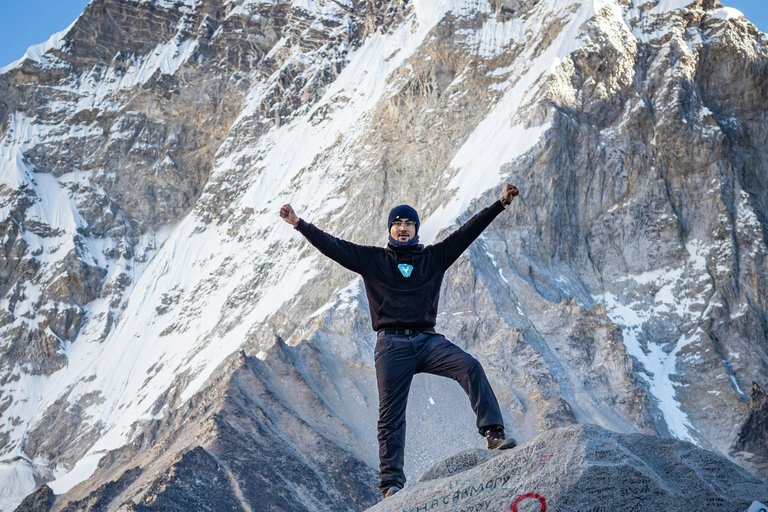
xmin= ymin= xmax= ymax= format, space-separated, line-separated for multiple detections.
xmin=398 ymin=264 xmax=414 ymax=278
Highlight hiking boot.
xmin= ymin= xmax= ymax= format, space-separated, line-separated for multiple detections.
xmin=483 ymin=425 xmax=517 ymax=450
xmin=382 ymin=484 xmax=402 ymax=499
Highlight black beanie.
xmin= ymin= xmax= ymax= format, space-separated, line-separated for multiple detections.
xmin=388 ymin=205 xmax=420 ymax=233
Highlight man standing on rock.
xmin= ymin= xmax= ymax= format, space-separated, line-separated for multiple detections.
xmin=279 ymin=184 xmax=519 ymax=498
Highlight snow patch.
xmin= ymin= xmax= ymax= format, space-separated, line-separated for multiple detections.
xmin=48 ymin=453 xmax=105 ymax=494
xmin=730 ymin=374 xmax=744 ymax=396
xmin=0 ymin=460 xmax=36 ymax=512
xmin=458 ymin=18 xmax=526 ymax=58
xmin=708 ymin=7 xmax=745 ymax=22
xmin=0 ymin=18 xmax=79 ymax=75
xmin=291 ymin=0 xmax=349 ymax=18
xmin=598 ymin=291 xmax=698 ymax=443
xmin=71 ymin=37 xmax=198 ymax=113
xmin=308 ymin=279 xmax=362 ymax=318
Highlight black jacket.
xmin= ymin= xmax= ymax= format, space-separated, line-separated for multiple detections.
xmin=295 ymin=200 xmax=506 ymax=331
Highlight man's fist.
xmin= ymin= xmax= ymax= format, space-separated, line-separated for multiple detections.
xmin=503 ymin=184 xmax=519 ymax=203
xmin=279 ymin=204 xmax=300 ymax=227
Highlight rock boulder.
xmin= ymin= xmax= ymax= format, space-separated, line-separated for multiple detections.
xmin=367 ymin=425 xmax=768 ymax=512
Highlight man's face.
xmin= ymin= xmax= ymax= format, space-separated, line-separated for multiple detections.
xmin=390 ymin=218 xmax=417 ymax=242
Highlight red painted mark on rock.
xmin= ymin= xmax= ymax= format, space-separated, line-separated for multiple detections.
xmin=538 ymin=454 xmax=554 ymax=467
xmin=510 ymin=492 xmax=546 ymax=512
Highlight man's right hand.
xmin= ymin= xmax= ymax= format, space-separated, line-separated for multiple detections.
xmin=503 ymin=184 xmax=519 ymax=203
xmin=279 ymin=204 xmax=300 ymax=227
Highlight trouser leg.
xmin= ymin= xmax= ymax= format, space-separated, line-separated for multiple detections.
xmin=417 ymin=334 xmax=504 ymax=432
xmin=375 ymin=333 xmax=417 ymax=491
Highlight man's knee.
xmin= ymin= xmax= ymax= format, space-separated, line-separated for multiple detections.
xmin=455 ymin=355 xmax=490 ymax=389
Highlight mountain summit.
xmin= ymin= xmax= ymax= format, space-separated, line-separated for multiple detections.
xmin=1 ymin=0 xmax=767 ymax=510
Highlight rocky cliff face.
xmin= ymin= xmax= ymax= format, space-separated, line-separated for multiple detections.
xmin=1 ymin=0 xmax=767 ymax=510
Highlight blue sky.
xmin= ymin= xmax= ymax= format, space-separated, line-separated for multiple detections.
xmin=0 ymin=0 xmax=766 ymax=69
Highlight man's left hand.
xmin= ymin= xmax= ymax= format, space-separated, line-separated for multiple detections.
xmin=503 ymin=184 xmax=519 ymax=203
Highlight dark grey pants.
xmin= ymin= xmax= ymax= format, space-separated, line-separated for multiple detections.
xmin=374 ymin=330 xmax=504 ymax=491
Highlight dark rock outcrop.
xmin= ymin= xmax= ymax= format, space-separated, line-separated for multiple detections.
xmin=121 ymin=449 xmax=241 ymax=512
xmin=56 ymin=468 xmax=141 ymax=512
xmin=735 ymin=382 xmax=768 ymax=473
xmin=13 ymin=485 xmax=54 ymax=512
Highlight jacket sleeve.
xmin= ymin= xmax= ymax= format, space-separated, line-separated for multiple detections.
xmin=432 ymin=200 xmax=506 ymax=269
xmin=295 ymin=219 xmax=373 ymax=275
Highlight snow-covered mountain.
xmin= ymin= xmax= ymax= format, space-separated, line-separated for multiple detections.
xmin=1 ymin=0 xmax=766 ymax=510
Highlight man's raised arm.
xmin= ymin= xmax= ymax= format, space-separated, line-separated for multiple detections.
xmin=433 ymin=184 xmax=519 ymax=269
xmin=280 ymin=203 xmax=373 ymax=275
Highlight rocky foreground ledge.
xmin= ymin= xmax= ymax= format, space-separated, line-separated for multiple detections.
xmin=366 ymin=425 xmax=768 ymax=512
